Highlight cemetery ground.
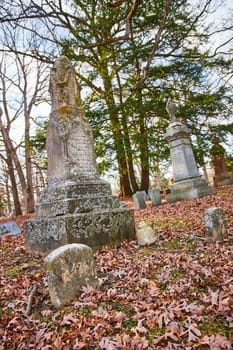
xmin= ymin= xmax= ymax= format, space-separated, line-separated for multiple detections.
xmin=0 ymin=186 xmax=232 ymax=349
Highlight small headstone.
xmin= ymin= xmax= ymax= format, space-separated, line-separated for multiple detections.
xmin=148 ymin=189 xmax=161 ymax=206
xmin=44 ymin=244 xmax=97 ymax=308
xmin=142 ymin=190 xmax=150 ymax=201
xmin=204 ymin=207 xmax=227 ymax=241
xmin=132 ymin=191 xmax=147 ymax=209
xmin=136 ymin=221 xmax=156 ymax=246
xmin=0 ymin=221 xmax=21 ymax=237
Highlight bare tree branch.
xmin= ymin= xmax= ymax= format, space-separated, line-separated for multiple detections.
xmin=133 ymin=0 xmax=172 ymax=90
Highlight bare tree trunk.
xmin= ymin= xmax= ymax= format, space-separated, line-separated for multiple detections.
xmin=6 ymin=155 xmax=22 ymax=216
xmin=34 ymin=171 xmax=40 ymax=202
xmin=0 ymin=47 xmax=48 ymax=214
xmin=2 ymin=128 xmax=28 ymax=209
xmin=25 ymin=112 xmax=35 ymax=212
xmin=5 ymin=173 xmax=12 ymax=214
xmin=0 ymin=109 xmax=27 ymax=213
xmin=25 ymin=161 xmax=35 ymax=212
xmin=0 ymin=111 xmax=22 ymax=215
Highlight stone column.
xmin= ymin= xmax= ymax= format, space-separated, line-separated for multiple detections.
xmin=165 ymin=100 xmax=214 ymax=202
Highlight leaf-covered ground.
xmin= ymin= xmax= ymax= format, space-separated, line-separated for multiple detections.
xmin=0 ymin=186 xmax=232 ymax=349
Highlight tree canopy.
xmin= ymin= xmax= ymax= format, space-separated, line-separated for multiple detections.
xmin=0 ymin=0 xmax=232 ymax=203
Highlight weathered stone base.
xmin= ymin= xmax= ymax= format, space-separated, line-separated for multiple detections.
xmin=37 ymin=195 xmax=119 ymax=216
xmin=39 ymin=179 xmax=112 ymax=203
xmin=166 ymin=177 xmax=215 ymax=203
xmin=24 ymin=208 xmax=135 ymax=255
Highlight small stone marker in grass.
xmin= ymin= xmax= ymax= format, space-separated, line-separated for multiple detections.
xmin=44 ymin=243 xmax=97 ymax=308
xmin=136 ymin=221 xmax=156 ymax=246
xmin=204 ymin=207 xmax=227 ymax=241
xmin=0 ymin=221 xmax=21 ymax=237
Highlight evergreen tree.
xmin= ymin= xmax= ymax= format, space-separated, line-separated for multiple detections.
xmin=0 ymin=0 xmax=232 ymax=195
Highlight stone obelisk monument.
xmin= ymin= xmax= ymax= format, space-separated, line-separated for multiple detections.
xmin=165 ymin=100 xmax=214 ymax=202
xmin=24 ymin=56 xmax=135 ymax=254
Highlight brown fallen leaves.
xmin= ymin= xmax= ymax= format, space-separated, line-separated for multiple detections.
xmin=0 ymin=185 xmax=232 ymax=349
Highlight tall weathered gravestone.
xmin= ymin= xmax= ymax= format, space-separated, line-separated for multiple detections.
xmin=24 ymin=56 xmax=134 ymax=254
xmin=165 ymin=100 xmax=214 ymax=202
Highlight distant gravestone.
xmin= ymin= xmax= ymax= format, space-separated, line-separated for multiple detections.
xmin=148 ymin=189 xmax=161 ymax=206
xmin=133 ymin=191 xmax=147 ymax=209
xmin=0 ymin=221 xmax=21 ymax=237
xmin=136 ymin=221 xmax=156 ymax=246
xmin=204 ymin=207 xmax=227 ymax=241
xmin=210 ymin=137 xmax=233 ymax=187
xmin=142 ymin=190 xmax=150 ymax=201
xmin=44 ymin=244 xmax=97 ymax=308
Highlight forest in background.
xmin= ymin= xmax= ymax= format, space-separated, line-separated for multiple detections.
xmin=0 ymin=0 xmax=232 ymax=215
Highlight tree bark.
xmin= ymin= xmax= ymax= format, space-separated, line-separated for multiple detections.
xmin=137 ymin=93 xmax=150 ymax=191
xmin=121 ymin=113 xmax=139 ymax=193
xmin=0 ymin=110 xmax=27 ymax=213
xmin=6 ymin=155 xmax=22 ymax=216
xmin=114 ymin=62 xmax=139 ymax=193
xmin=5 ymin=172 xmax=12 ymax=214
xmin=139 ymin=117 xmax=150 ymax=191
xmin=100 ymin=58 xmax=133 ymax=196
xmin=25 ymin=111 xmax=35 ymax=213
xmin=0 ymin=110 xmax=22 ymax=215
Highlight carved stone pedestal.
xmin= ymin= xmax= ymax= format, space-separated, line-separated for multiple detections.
xmin=25 ymin=179 xmax=134 ymax=254
xmin=25 ymin=207 xmax=134 ymax=254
